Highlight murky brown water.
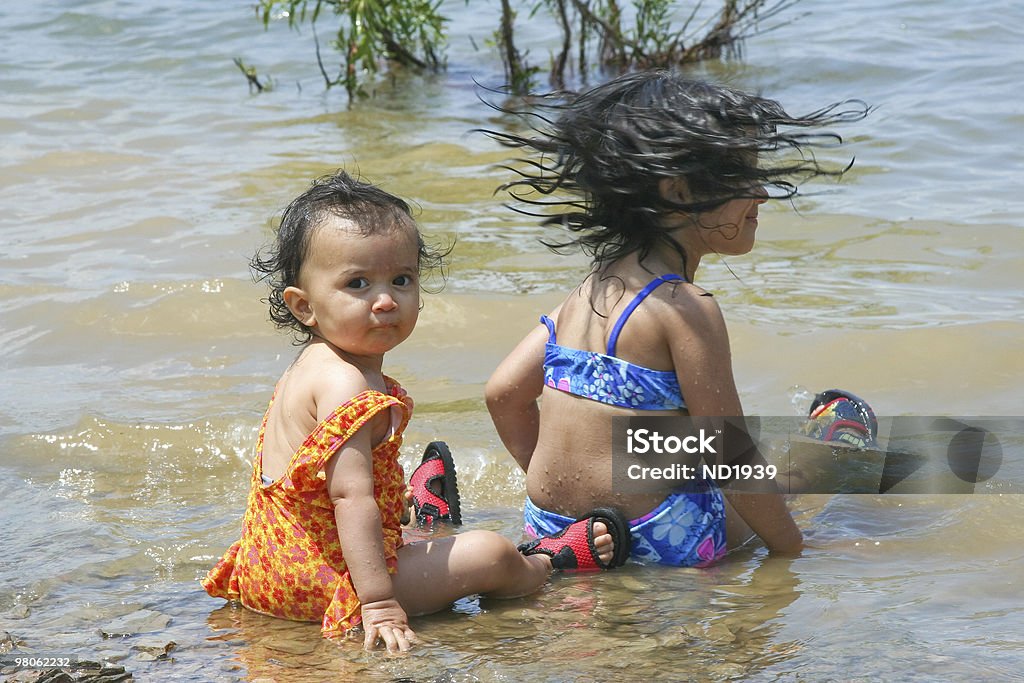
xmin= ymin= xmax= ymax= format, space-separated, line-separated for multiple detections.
xmin=2 ymin=1 xmax=1022 ymax=681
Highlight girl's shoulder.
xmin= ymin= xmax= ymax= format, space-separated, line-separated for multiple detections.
xmin=646 ymin=276 xmax=719 ymax=310
xmin=567 ymin=270 xmax=726 ymax=335
xmin=643 ymin=279 xmax=729 ymax=337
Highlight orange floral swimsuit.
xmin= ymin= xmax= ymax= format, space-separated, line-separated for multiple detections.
xmin=202 ymin=381 xmax=411 ymax=638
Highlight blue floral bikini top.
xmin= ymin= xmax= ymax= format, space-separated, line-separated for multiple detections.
xmin=542 ymin=274 xmax=687 ymax=411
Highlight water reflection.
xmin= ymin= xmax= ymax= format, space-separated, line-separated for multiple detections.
xmin=202 ymin=552 xmax=803 ymax=681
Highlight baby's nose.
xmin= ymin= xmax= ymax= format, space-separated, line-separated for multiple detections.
xmin=373 ymin=291 xmax=398 ymax=311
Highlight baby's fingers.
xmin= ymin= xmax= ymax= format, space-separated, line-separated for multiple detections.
xmin=379 ymin=626 xmax=400 ymax=653
xmin=363 ymin=624 xmax=381 ymax=651
xmin=370 ymin=625 xmax=415 ymax=653
xmin=387 ymin=626 xmax=412 ymax=653
xmin=363 ymin=623 xmax=417 ymax=653
xmin=394 ymin=625 xmax=416 ymax=652
xmin=400 ymin=485 xmax=414 ymax=526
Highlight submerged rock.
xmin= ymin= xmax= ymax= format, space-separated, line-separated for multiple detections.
xmin=98 ymin=610 xmax=170 ymax=639
xmin=1 ymin=662 xmax=132 ymax=683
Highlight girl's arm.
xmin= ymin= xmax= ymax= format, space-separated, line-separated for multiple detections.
xmin=667 ymin=293 xmax=803 ymax=555
xmin=485 ymin=322 xmax=549 ymax=472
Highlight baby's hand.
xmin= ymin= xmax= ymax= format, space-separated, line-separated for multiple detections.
xmin=400 ymin=485 xmax=414 ymax=526
xmin=360 ymin=598 xmax=416 ymax=652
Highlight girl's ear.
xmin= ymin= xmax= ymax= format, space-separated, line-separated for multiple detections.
xmin=658 ymin=177 xmax=693 ymax=205
xmin=283 ymin=286 xmax=316 ymax=327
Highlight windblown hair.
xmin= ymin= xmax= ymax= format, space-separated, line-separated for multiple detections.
xmin=251 ymin=170 xmax=447 ymax=344
xmin=482 ymin=69 xmax=870 ymax=268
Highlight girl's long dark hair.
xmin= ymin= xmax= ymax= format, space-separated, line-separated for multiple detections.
xmin=481 ymin=70 xmax=871 ymax=268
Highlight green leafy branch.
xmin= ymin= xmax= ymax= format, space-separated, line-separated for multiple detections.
xmin=245 ymin=1 xmax=802 ymax=98
xmin=258 ymin=0 xmax=447 ymax=98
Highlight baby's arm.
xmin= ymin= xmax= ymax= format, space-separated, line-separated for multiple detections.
xmin=485 ymin=321 xmax=549 ymax=472
xmin=317 ymin=374 xmax=415 ymax=652
xmin=326 ymin=425 xmax=415 ymax=652
xmin=667 ymin=293 xmax=803 ymax=555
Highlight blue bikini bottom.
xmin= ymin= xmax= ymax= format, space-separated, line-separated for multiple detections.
xmin=523 ymin=487 xmax=728 ymax=567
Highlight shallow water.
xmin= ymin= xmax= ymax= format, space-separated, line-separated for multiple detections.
xmin=1 ymin=0 xmax=1022 ymax=681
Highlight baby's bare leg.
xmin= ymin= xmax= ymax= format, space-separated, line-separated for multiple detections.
xmin=392 ymin=525 xmax=613 ymax=616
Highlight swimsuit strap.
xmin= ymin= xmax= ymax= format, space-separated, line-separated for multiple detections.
xmin=540 ymin=314 xmax=557 ymax=343
xmin=607 ymin=274 xmax=686 ymax=357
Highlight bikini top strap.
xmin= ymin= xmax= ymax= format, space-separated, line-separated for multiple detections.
xmin=540 ymin=315 xmax=557 ymax=343
xmin=606 ymin=274 xmax=687 ymax=357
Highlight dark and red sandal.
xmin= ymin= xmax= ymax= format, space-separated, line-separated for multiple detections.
xmin=517 ymin=507 xmax=631 ymax=572
xmin=409 ymin=441 xmax=462 ymax=526
xmin=802 ymin=389 xmax=879 ymax=449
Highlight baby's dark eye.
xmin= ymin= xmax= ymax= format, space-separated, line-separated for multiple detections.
xmin=347 ymin=277 xmax=370 ymax=289
xmin=393 ymin=274 xmax=415 ymax=287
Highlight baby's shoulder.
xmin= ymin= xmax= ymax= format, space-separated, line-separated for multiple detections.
xmin=289 ymin=345 xmax=372 ymax=401
xmin=291 ymin=343 xmax=356 ymax=375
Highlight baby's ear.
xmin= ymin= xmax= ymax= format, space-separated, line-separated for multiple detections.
xmin=283 ymin=286 xmax=316 ymax=327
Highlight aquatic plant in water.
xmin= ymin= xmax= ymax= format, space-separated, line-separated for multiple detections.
xmin=250 ymin=0 xmax=802 ymax=98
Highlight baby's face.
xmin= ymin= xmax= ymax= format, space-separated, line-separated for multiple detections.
xmin=296 ymin=216 xmax=420 ymax=360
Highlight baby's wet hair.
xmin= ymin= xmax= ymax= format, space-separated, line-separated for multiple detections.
xmin=251 ymin=170 xmax=447 ymax=343
xmin=482 ymin=69 xmax=870 ymax=268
